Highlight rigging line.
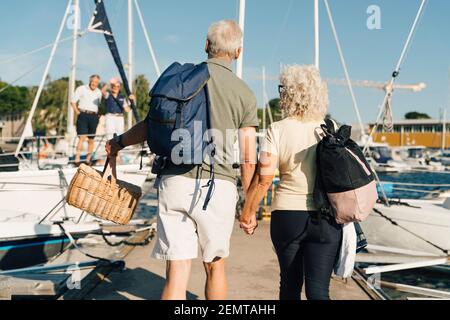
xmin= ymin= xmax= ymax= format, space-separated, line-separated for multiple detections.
xmin=363 ymin=0 xmax=428 ymax=155
xmin=323 ymin=0 xmax=365 ymax=137
xmin=0 ymin=63 xmax=43 ymax=95
xmin=0 ymin=29 xmax=89 ymax=66
xmin=134 ymin=0 xmax=161 ymax=77
xmin=373 ymin=208 xmax=448 ymax=255
xmin=269 ymin=0 xmax=295 ymax=66
xmin=0 ymin=36 xmax=73 ymax=66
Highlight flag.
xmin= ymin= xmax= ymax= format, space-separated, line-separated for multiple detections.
xmin=88 ymin=0 xmax=141 ymax=122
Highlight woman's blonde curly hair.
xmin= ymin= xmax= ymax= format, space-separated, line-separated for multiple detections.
xmin=279 ymin=65 xmax=328 ymax=121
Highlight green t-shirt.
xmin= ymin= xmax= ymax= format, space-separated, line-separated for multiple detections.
xmin=161 ymin=58 xmax=259 ymax=184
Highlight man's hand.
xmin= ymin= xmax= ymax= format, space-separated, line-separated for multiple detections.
xmin=129 ymin=94 xmax=136 ymax=101
xmin=105 ymin=140 xmax=123 ymax=157
xmin=239 ymin=213 xmax=258 ymax=235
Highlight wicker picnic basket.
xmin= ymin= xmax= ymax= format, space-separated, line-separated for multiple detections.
xmin=66 ymin=158 xmax=142 ymax=225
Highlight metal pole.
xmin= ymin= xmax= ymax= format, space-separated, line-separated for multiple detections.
xmin=236 ymin=0 xmax=246 ymax=79
xmin=262 ymin=66 xmax=266 ymax=131
xmin=127 ymin=0 xmax=134 ymax=129
xmin=68 ymin=0 xmax=79 ymax=137
xmin=443 ymin=108 xmax=447 ymax=151
xmin=15 ymin=0 xmax=73 ymax=157
xmin=314 ymin=0 xmax=320 ymax=70
xmin=134 ymin=0 xmax=161 ymax=77
xmin=323 ymin=0 xmax=365 ymax=137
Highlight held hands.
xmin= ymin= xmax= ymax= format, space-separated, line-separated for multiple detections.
xmin=239 ymin=212 xmax=258 ymax=235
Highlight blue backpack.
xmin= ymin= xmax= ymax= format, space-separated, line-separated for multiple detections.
xmin=145 ymin=62 xmax=216 ymax=209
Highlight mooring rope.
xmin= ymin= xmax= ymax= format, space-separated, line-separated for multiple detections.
xmin=373 ymin=207 xmax=448 ymax=256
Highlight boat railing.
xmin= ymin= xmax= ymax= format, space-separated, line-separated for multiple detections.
xmin=0 ymin=181 xmax=66 ymax=192
xmin=379 ymin=181 xmax=450 ymax=199
xmin=0 ymin=134 xmax=150 ymax=170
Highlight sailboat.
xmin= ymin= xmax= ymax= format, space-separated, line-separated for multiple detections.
xmin=0 ymin=0 xmax=157 ymax=270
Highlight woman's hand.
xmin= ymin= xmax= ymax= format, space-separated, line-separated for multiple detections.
xmin=239 ymin=212 xmax=258 ymax=235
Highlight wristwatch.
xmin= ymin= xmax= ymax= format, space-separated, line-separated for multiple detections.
xmin=113 ymin=134 xmax=125 ymax=149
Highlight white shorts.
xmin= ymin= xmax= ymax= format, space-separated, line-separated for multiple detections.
xmin=152 ymin=175 xmax=238 ymax=263
xmin=105 ymin=114 xmax=125 ymax=140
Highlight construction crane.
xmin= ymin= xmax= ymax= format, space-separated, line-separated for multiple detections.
xmin=326 ymin=79 xmax=427 ymax=133
xmin=326 ymin=78 xmax=427 ymax=93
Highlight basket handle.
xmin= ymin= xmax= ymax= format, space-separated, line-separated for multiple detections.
xmin=101 ymin=156 xmax=117 ymax=191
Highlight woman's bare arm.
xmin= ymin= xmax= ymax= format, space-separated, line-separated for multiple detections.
xmin=240 ymin=151 xmax=277 ymax=234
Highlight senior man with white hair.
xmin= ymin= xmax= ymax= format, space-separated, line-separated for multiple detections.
xmin=105 ymin=19 xmax=259 ymax=300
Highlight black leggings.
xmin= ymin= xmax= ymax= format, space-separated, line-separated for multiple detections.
xmin=270 ymin=210 xmax=342 ymax=300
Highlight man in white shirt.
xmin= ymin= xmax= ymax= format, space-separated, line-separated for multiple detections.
xmin=70 ymin=75 xmax=102 ymax=165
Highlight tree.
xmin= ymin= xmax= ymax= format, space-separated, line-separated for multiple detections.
xmin=405 ymin=111 xmax=431 ymax=120
xmin=0 ymin=81 xmax=30 ymax=114
xmin=258 ymin=98 xmax=283 ymax=128
xmin=133 ymin=74 xmax=151 ymax=120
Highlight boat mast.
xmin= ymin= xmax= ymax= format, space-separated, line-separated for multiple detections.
xmin=314 ymin=0 xmax=320 ymax=70
xmin=236 ymin=0 xmax=246 ymax=79
xmin=445 ymin=67 xmax=450 ymax=151
xmin=443 ymin=108 xmax=447 ymax=151
xmin=262 ymin=66 xmax=266 ymax=131
xmin=15 ymin=0 xmax=73 ymax=157
xmin=68 ymin=0 xmax=79 ymax=137
xmin=127 ymin=0 xmax=134 ymax=129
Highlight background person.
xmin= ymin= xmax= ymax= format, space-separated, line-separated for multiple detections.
xmin=101 ymin=77 xmax=135 ymax=140
xmin=240 ymin=65 xmax=342 ymax=300
xmin=71 ymin=74 xmax=102 ymax=165
xmin=105 ymin=19 xmax=258 ymax=300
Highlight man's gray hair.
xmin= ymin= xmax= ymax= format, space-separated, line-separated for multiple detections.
xmin=89 ymin=74 xmax=101 ymax=82
xmin=207 ymin=20 xmax=243 ymax=57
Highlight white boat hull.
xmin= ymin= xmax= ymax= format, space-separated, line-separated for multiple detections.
xmin=0 ymin=165 xmax=151 ymax=223
xmin=361 ymin=199 xmax=450 ymax=256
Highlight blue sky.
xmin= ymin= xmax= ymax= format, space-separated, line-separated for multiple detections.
xmin=0 ymin=0 xmax=449 ymax=125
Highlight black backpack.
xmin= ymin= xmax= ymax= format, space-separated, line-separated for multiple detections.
xmin=314 ymin=119 xmax=378 ymax=224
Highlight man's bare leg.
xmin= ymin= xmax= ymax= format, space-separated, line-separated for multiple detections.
xmin=204 ymin=257 xmax=227 ymax=300
xmin=75 ymin=136 xmax=86 ymax=163
xmin=161 ymin=260 xmax=192 ymax=300
xmin=86 ymin=138 xmax=95 ymax=163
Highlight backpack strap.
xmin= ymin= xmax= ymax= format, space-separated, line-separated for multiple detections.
xmin=321 ymin=118 xmax=336 ymax=135
xmin=202 ymin=84 xmax=216 ymax=211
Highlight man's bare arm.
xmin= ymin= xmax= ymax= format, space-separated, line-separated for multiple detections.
xmin=239 ymin=127 xmax=257 ymax=196
xmin=105 ymin=121 xmax=147 ymax=156
xmin=70 ymin=102 xmax=80 ymax=115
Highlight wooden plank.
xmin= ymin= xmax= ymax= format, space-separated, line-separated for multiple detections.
xmin=381 ymin=281 xmax=450 ymax=299
xmin=364 ymin=258 xmax=448 ymax=275
xmin=0 ymin=274 xmax=70 ymax=298
xmin=60 ymin=229 xmax=152 ymax=300
xmin=0 ymin=276 xmax=12 ymax=300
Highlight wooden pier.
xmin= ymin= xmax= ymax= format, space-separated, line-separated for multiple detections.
xmin=82 ymin=221 xmax=374 ymax=300
xmin=1 ymin=180 xmax=376 ymax=300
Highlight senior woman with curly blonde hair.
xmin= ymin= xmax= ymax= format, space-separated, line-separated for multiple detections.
xmin=240 ymin=65 xmax=342 ymax=300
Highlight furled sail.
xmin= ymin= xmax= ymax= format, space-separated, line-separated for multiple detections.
xmin=88 ymin=0 xmax=141 ymax=122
